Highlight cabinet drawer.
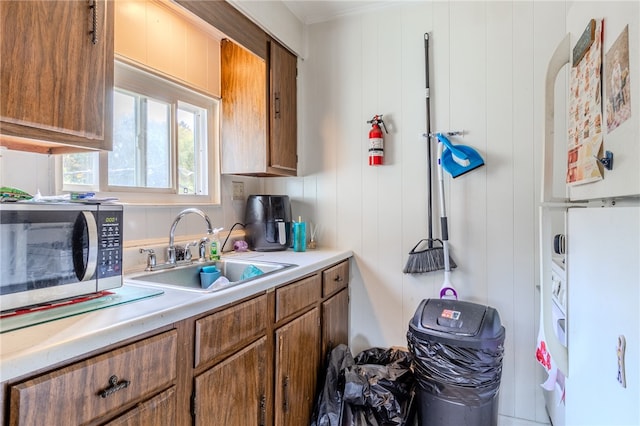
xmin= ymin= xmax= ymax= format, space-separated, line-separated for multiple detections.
xmin=322 ymin=260 xmax=349 ymax=296
xmin=195 ymin=294 xmax=268 ymax=368
xmin=9 ymin=330 xmax=177 ymax=425
xmin=275 ymin=274 xmax=321 ymax=322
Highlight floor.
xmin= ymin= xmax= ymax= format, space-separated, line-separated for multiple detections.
xmin=498 ymin=415 xmax=551 ymax=426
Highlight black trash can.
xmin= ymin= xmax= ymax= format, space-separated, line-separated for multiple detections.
xmin=407 ymin=298 xmax=505 ymax=426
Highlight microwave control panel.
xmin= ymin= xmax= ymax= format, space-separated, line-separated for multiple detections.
xmin=97 ymin=208 xmax=122 ymax=278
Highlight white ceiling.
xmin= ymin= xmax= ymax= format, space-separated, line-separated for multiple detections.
xmin=282 ymin=1 xmax=391 ymax=25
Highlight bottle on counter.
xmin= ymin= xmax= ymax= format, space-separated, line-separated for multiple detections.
xmin=210 ymin=228 xmax=223 ymax=261
xmin=293 ymin=217 xmax=306 ymax=252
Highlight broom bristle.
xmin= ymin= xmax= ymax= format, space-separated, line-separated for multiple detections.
xmin=403 ymin=247 xmax=456 ymax=274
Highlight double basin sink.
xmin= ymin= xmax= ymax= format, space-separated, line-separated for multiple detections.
xmin=126 ymin=258 xmax=297 ymax=293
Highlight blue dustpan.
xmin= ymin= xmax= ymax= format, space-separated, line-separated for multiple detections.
xmin=436 ymin=133 xmax=485 ymax=178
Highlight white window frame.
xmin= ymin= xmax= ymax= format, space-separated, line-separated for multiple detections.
xmin=57 ymin=60 xmax=221 ymax=205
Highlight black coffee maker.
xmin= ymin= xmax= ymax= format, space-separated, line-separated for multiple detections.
xmin=244 ymin=195 xmax=292 ymax=251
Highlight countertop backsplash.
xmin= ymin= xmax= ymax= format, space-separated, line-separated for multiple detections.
xmin=122 ymin=230 xmax=246 ymax=274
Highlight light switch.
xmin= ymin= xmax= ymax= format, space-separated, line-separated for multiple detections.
xmin=232 ymin=181 xmax=244 ymax=201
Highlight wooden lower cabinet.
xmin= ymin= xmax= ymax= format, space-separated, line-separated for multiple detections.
xmin=105 ymin=387 xmax=177 ymax=426
xmin=275 ymin=308 xmax=321 ymax=426
xmin=8 ymin=330 xmax=177 ymax=425
xmin=3 ymin=259 xmax=351 ymax=426
xmin=322 ymin=288 xmax=350 ymax=363
xmin=194 ymin=337 xmax=267 ymax=426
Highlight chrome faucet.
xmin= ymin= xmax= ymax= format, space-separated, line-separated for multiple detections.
xmin=167 ymin=208 xmax=214 ymax=265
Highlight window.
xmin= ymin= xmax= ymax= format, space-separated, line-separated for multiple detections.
xmin=61 ymin=61 xmax=220 ymax=204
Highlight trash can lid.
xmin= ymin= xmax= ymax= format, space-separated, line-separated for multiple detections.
xmin=409 ymin=299 xmax=504 ymax=344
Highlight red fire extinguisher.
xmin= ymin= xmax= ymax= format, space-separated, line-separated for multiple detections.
xmin=367 ymin=114 xmax=388 ymax=166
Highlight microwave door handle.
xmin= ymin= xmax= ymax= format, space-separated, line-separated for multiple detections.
xmin=80 ymin=211 xmax=99 ymax=281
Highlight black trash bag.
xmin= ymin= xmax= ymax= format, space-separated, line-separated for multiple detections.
xmin=344 ymin=347 xmax=415 ymax=425
xmin=312 ymin=344 xmax=355 ymax=426
xmin=406 ymin=328 xmax=504 ymax=406
xmin=312 ymin=345 xmax=416 ymax=426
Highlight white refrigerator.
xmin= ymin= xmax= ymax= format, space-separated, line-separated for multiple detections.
xmin=539 ymin=2 xmax=640 ymax=425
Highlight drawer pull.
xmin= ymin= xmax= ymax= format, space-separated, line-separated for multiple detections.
xmin=99 ymin=375 xmax=130 ymax=398
xmin=334 ymin=275 xmax=343 ymax=282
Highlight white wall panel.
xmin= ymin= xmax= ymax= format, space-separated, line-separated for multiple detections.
xmin=3 ymin=1 xmax=582 ymax=422
xmin=486 ymin=1 xmax=516 ymax=416
xmin=358 ymin=11 xmax=388 ymax=349
xmin=372 ymin=7 xmax=406 ymax=347
xmin=532 ymin=2 xmax=569 ymax=421
xmin=400 ymin=2 xmax=440 ymax=322
xmin=293 ymin=1 xmax=572 ymax=422
xmin=0 ymin=149 xmax=53 ymax=196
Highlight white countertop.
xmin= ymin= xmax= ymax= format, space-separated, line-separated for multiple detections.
xmin=0 ymin=249 xmax=352 ymax=383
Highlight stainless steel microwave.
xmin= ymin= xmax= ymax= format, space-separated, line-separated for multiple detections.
xmin=0 ymin=203 xmax=123 ymax=312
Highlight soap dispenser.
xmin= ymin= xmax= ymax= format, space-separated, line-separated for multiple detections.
xmin=209 ymin=228 xmax=223 ymax=260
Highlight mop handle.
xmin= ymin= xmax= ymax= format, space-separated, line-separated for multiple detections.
xmin=437 ymin=140 xmax=458 ymax=300
xmin=424 ymin=33 xmax=434 ymax=248
xmin=437 ymin=141 xmax=449 ymax=244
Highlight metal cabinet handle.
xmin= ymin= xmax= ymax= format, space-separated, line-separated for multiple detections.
xmin=334 ymin=275 xmax=343 ymax=282
xmin=259 ymin=394 xmax=266 ymax=426
xmin=282 ymin=375 xmax=289 ymax=413
xmin=274 ymin=92 xmax=281 ymax=118
xmin=89 ymin=0 xmax=98 ymax=45
xmin=98 ymin=375 xmax=130 ymax=398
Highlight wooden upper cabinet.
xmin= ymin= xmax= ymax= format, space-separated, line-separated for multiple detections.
xmin=220 ymin=39 xmax=268 ymax=175
xmin=220 ymin=38 xmax=298 ymax=177
xmin=270 ymin=40 xmax=298 ymax=174
xmin=0 ymin=0 xmax=114 ymax=154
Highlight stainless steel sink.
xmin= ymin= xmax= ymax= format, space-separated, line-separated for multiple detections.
xmin=126 ymin=259 xmax=297 ymax=293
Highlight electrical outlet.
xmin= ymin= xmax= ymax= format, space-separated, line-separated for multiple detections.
xmin=232 ymin=181 xmax=244 ymax=201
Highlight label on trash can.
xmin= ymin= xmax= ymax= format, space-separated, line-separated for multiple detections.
xmin=441 ymin=309 xmax=461 ymax=320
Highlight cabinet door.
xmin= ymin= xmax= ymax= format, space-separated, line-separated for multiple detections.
xmin=0 ymin=0 xmax=113 ymax=153
xmin=269 ymin=41 xmax=297 ymax=175
xmin=322 ymin=288 xmax=349 ymax=362
xmin=194 ymin=337 xmax=268 ymax=426
xmin=104 ymin=387 xmax=177 ymax=426
xmin=220 ymin=39 xmax=268 ymax=175
xmin=275 ymin=308 xmax=320 ymax=426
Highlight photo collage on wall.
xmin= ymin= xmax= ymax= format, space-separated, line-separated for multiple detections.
xmin=605 ymin=25 xmax=631 ymax=133
xmin=567 ymin=19 xmax=604 ymax=186
xmin=567 ymin=20 xmax=632 ymax=186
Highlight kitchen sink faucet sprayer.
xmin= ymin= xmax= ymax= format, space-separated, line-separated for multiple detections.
xmin=167 ymin=208 xmax=214 ymax=265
